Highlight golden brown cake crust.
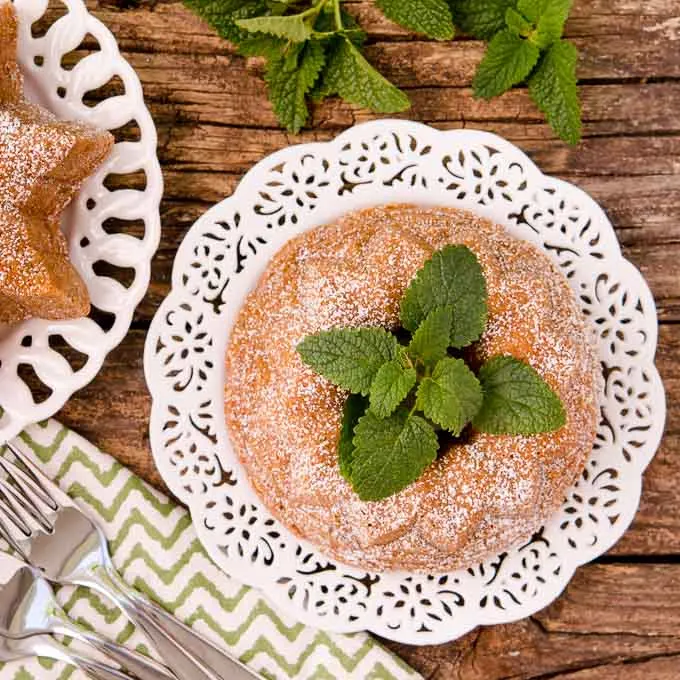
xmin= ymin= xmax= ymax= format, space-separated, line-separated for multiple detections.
xmin=0 ymin=2 xmax=21 ymax=104
xmin=224 ymin=205 xmax=601 ymax=573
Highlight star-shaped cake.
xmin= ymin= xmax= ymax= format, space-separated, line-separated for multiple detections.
xmin=0 ymin=2 xmax=114 ymax=324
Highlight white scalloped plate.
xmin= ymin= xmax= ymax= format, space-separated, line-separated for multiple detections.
xmin=145 ymin=120 xmax=665 ymax=644
xmin=0 ymin=0 xmax=162 ymax=443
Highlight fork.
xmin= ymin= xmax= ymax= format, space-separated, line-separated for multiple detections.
xmin=0 ymin=628 xmax=133 ymax=680
xmin=0 ymin=442 xmax=258 ymax=680
xmin=0 ymin=551 xmax=175 ymax=680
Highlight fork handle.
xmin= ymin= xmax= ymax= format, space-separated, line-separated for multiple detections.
xmin=69 ymin=654 xmax=138 ymax=680
xmin=54 ymin=620 xmax=177 ymax=680
xmin=31 ymin=638 xmax=135 ymax=680
xmin=85 ymin=563 xmax=258 ymax=680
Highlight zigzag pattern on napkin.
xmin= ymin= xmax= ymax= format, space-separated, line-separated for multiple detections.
xmin=0 ymin=420 xmax=420 ymax=680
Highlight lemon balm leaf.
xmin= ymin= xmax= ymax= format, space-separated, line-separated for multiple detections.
xmin=316 ymin=36 xmax=410 ymax=113
xmin=473 ymin=29 xmax=541 ymax=99
xmin=473 ymin=355 xmax=566 ymax=434
xmin=370 ymin=356 xmax=417 ymax=418
xmin=376 ymin=0 xmax=454 ymax=40
xmin=351 ymin=409 xmax=438 ymax=501
xmin=338 ymin=394 xmax=369 ymax=480
xmin=400 ymin=245 xmax=487 ymax=348
xmin=416 ymin=358 xmax=483 ymax=435
xmin=407 ymin=306 xmax=453 ymax=367
xmin=297 ymin=327 xmax=398 ymax=395
xmin=528 ymin=40 xmax=582 ymax=145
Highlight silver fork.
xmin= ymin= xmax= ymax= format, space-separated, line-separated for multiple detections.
xmin=0 ymin=442 xmax=258 ymax=680
xmin=1 ymin=628 xmax=133 ymax=680
xmin=0 ymin=551 xmax=174 ymax=680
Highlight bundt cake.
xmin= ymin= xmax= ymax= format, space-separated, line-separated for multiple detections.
xmin=224 ymin=204 xmax=600 ymax=573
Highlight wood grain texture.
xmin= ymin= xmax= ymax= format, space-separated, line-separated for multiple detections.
xmin=43 ymin=0 xmax=680 ymax=677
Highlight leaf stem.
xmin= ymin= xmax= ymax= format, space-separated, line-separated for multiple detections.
xmin=401 ymin=351 xmax=415 ymax=371
xmin=300 ymin=3 xmax=324 ymax=19
xmin=332 ymin=0 xmax=343 ymax=30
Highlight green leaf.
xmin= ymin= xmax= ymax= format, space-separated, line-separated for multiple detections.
xmin=518 ymin=0 xmax=571 ymax=48
xmin=450 ymin=0 xmax=515 ymax=40
xmin=297 ymin=327 xmax=398 ymax=395
xmin=265 ymin=41 xmax=326 ymax=133
xmin=183 ymin=0 xmax=268 ymax=43
xmin=505 ymin=7 xmax=533 ymax=36
xmin=473 ymin=29 xmax=541 ymax=99
xmin=400 ymin=245 xmax=487 ymax=348
xmin=338 ymin=394 xmax=369 ymax=481
xmin=317 ymin=36 xmax=410 ymax=113
xmin=236 ymin=12 xmax=314 ymax=42
xmin=407 ymin=306 xmax=453 ymax=367
xmin=415 ymin=358 xmax=483 ymax=435
xmin=351 ymin=409 xmax=438 ymax=501
xmin=369 ymin=355 xmax=417 ymax=418
xmin=528 ymin=40 xmax=581 ymax=144
xmin=515 ymin=0 xmax=545 ymax=21
xmin=377 ymin=0 xmax=454 ymax=40
xmin=238 ymin=34 xmax=288 ymax=59
xmin=473 ymin=355 xmax=566 ymax=434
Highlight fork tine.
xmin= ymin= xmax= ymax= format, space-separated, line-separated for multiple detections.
xmin=0 ymin=499 xmax=31 ymax=545
xmin=0 ymin=509 xmax=29 ymax=560
xmin=2 ymin=443 xmax=59 ymax=511
xmin=0 ymin=477 xmax=54 ymax=533
xmin=0 ymin=444 xmax=59 ymax=534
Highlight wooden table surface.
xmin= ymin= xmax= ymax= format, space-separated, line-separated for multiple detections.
xmin=47 ymin=0 xmax=680 ymax=677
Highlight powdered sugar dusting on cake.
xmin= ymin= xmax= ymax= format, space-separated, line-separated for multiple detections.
xmin=224 ymin=205 xmax=601 ymax=573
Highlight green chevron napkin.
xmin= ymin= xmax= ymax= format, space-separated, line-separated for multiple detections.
xmin=0 ymin=420 xmax=420 ymax=680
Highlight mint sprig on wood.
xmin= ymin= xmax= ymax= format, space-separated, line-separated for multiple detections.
xmin=184 ymin=0 xmax=582 ymax=143
xmin=456 ymin=0 xmax=582 ymax=143
xmin=297 ymin=245 xmax=566 ymax=502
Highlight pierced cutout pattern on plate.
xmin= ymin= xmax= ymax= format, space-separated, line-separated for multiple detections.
xmin=145 ymin=122 xmax=664 ymax=644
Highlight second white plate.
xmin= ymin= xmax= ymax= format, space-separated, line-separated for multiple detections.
xmin=0 ymin=0 xmax=162 ymax=442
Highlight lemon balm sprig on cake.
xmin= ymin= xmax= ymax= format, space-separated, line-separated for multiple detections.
xmin=297 ymin=245 xmax=566 ymax=501
xmin=224 ymin=206 xmax=601 ymax=571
